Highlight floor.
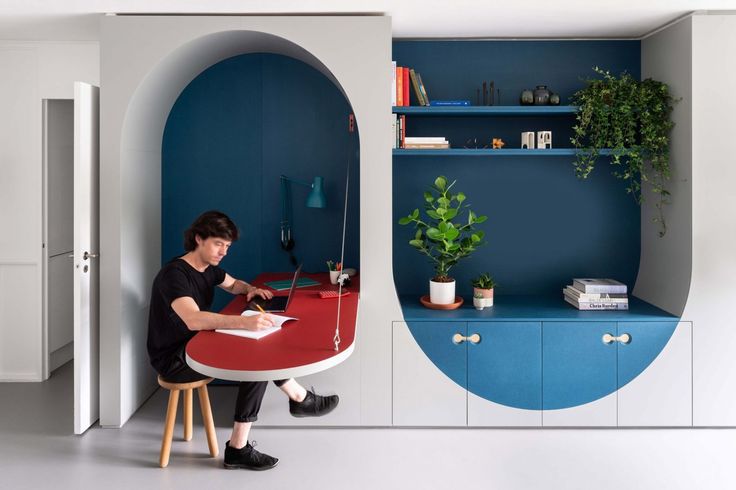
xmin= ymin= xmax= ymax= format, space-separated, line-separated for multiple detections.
xmin=1 ymin=362 xmax=734 ymax=490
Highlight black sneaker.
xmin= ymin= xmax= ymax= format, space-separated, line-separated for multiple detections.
xmin=289 ymin=388 xmax=339 ymax=418
xmin=223 ymin=440 xmax=279 ymax=470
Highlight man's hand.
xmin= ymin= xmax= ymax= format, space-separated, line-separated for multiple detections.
xmin=242 ymin=312 xmax=276 ymax=331
xmin=246 ymin=287 xmax=274 ymax=302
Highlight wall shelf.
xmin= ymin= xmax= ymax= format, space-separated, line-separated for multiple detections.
xmin=392 ymin=105 xmax=579 ymax=116
xmin=394 ymin=148 xmax=612 ymax=156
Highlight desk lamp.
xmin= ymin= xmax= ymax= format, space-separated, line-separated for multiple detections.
xmin=280 ymin=175 xmax=326 ymax=254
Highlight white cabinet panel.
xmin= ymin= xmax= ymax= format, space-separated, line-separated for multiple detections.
xmin=618 ymin=321 xmax=692 ymax=427
xmin=392 ymin=322 xmax=466 ymax=426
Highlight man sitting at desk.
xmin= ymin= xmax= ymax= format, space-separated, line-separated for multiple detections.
xmin=147 ymin=210 xmax=339 ymax=471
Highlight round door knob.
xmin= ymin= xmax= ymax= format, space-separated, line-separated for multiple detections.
xmin=602 ymin=333 xmax=631 ymax=344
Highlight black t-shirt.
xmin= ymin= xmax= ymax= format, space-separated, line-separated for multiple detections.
xmin=147 ymin=258 xmax=226 ymax=373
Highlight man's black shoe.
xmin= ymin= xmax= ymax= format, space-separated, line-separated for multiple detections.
xmin=223 ymin=440 xmax=279 ymax=470
xmin=289 ymin=388 xmax=339 ymax=418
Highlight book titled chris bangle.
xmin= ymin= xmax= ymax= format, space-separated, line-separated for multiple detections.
xmin=429 ymin=100 xmax=471 ymax=106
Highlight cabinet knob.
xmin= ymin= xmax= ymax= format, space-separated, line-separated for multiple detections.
xmin=602 ymin=333 xmax=632 ymax=344
xmin=452 ymin=333 xmax=481 ymax=345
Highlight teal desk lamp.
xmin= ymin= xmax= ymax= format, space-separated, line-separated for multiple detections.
xmin=280 ymin=175 xmax=326 ymax=254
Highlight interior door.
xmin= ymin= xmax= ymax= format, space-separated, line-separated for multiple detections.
xmin=73 ymin=82 xmax=100 ymax=434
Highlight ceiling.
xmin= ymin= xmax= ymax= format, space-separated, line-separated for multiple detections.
xmin=0 ymin=1 xmax=735 ymax=41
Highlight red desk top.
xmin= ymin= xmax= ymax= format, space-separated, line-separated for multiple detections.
xmin=186 ymin=272 xmax=359 ymax=381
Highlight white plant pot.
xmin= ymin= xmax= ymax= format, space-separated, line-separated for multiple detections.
xmin=473 ymin=287 xmax=494 ymax=310
xmin=429 ymin=279 xmax=456 ymax=305
xmin=329 ymin=270 xmax=341 ymax=285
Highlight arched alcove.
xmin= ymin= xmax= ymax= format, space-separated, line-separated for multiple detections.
xmin=100 ymin=17 xmax=394 ymax=427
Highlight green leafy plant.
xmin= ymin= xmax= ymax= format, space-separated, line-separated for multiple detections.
xmin=471 ymin=272 xmax=496 ymax=290
xmin=398 ymin=176 xmax=488 ymax=282
xmin=571 ymin=67 xmax=676 ymax=236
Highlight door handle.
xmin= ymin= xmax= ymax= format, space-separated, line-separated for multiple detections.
xmin=452 ymin=333 xmax=481 ymax=345
xmin=602 ymin=333 xmax=631 ymax=344
xmin=83 ymin=251 xmax=99 ymax=260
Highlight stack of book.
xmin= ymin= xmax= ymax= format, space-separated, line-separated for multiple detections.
xmin=392 ymin=61 xmax=430 ymax=107
xmin=563 ymin=278 xmax=629 ymax=310
xmin=403 ymin=136 xmax=449 ymax=149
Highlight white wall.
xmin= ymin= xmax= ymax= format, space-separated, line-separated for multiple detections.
xmin=686 ymin=13 xmax=736 ymax=426
xmin=99 ymin=16 xmax=395 ymax=427
xmin=0 ymin=42 xmax=98 ymax=381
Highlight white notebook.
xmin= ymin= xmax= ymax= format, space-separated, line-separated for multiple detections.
xmin=215 ymin=310 xmax=298 ymax=340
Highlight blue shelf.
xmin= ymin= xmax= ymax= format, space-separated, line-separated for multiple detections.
xmin=398 ymin=295 xmax=677 ymax=322
xmin=394 ymin=148 xmax=613 ymax=157
xmin=392 ymin=106 xmax=579 ymax=116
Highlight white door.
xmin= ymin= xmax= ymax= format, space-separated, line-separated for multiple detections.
xmin=73 ymin=82 xmax=100 ymax=434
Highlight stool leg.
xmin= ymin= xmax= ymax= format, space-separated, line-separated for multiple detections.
xmin=160 ymin=389 xmax=180 ymax=468
xmin=198 ymin=385 xmax=219 ymax=457
xmin=183 ymin=388 xmax=193 ymax=442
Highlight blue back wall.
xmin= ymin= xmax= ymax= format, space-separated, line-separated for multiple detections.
xmin=163 ymin=54 xmax=359 ymax=310
xmin=392 ymin=40 xmax=641 ymax=297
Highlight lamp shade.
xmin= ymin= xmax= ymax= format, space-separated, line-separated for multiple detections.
xmin=306 ymin=176 xmax=326 ymax=208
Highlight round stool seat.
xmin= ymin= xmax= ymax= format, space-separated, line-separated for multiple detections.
xmin=157 ymin=376 xmax=213 ymax=391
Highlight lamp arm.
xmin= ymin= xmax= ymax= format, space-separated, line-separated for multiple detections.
xmin=280 ymin=174 xmax=313 ymax=188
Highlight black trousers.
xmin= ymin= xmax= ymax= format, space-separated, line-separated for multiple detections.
xmin=159 ymin=345 xmax=288 ymax=423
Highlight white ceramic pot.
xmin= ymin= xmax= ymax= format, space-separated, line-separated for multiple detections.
xmin=472 ymin=287 xmax=494 ymax=310
xmin=329 ymin=270 xmax=341 ymax=285
xmin=429 ymin=279 xmax=456 ymax=305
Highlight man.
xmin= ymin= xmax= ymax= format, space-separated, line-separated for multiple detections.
xmin=147 ymin=210 xmax=338 ymax=470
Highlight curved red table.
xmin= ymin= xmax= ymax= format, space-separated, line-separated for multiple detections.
xmin=186 ymin=272 xmax=359 ymax=381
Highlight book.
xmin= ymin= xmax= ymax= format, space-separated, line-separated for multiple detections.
xmin=215 ymin=310 xmax=298 ymax=340
xmin=563 ymin=286 xmax=628 ymax=301
xmin=264 ymin=277 xmax=320 ymax=291
xmin=404 ymin=137 xmax=448 ymax=144
xmin=572 ymin=278 xmax=627 ymax=294
xmin=400 ymin=114 xmax=406 ymax=147
xmin=391 ymin=61 xmax=397 ymax=107
xmin=396 ymin=66 xmax=403 ymax=106
xmin=409 ymin=69 xmax=426 ymax=106
xmin=402 ymin=67 xmax=410 ymax=106
xmin=564 ymin=296 xmax=629 ymax=310
xmin=403 ymin=143 xmax=450 ymax=149
xmin=564 ymin=290 xmax=628 ymax=305
xmin=416 ymin=72 xmax=430 ymax=106
xmin=430 ymin=100 xmax=471 ymax=106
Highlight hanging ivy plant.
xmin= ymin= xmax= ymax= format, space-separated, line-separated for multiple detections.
xmin=571 ymin=67 xmax=676 ymax=236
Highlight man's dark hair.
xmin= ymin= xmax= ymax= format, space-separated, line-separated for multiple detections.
xmin=183 ymin=210 xmax=239 ymax=251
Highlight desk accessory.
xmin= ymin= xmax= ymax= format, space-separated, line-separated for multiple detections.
xmin=216 ymin=310 xmax=297 ymax=340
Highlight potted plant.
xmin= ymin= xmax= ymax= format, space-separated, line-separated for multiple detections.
xmin=398 ymin=176 xmax=488 ymax=306
xmin=570 ymin=67 xmax=677 ymax=237
xmin=471 ymin=273 xmax=496 ymax=310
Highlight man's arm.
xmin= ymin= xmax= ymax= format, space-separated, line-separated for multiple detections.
xmin=171 ymin=296 xmax=275 ymax=332
xmin=218 ymin=273 xmax=274 ymax=301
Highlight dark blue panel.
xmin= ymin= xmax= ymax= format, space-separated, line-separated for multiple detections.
xmin=406 ymin=321 xmax=467 ymax=391
xmin=617 ymin=321 xmax=678 ymax=388
xmin=162 ymin=54 xmax=359 ymax=311
xmin=392 ymin=41 xmax=641 ymax=298
xmin=543 ymin=321 xmax=617 ymax=410
xmin=468 ymin=322 xmax=542 ymax=410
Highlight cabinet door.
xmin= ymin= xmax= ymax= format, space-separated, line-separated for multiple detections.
xmin=392 ymin=321 xmax=467 ymax=426
xmin=467 ymin=322 xmax=542 ymax=426
xmin=617 ymin=321 xmax=691 ymax=426
xmin=543 ymin=321 xmax=618 ymax=426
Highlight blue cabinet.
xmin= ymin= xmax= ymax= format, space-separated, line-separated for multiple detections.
xmin=467 ymin=322 xmax=542 ymax=426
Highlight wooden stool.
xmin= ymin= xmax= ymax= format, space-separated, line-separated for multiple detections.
xmin=157 ymin=376 xmax=219 ymax=468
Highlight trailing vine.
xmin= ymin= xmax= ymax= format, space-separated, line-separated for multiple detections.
xmin=571 ymin=67 xmax=676 ymax=236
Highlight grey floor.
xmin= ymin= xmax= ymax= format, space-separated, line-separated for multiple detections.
xmin=1 ymin=362 xmax=734 ymax=490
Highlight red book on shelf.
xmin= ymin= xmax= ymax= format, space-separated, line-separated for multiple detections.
xmin=402 ymin=67 xmax=410 ymax=106
xmin=396 ymin=66 xmax=403 ymax=106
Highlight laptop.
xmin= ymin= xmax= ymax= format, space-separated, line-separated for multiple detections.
xmin=247 ymin=264 xmax=302 ymax=313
